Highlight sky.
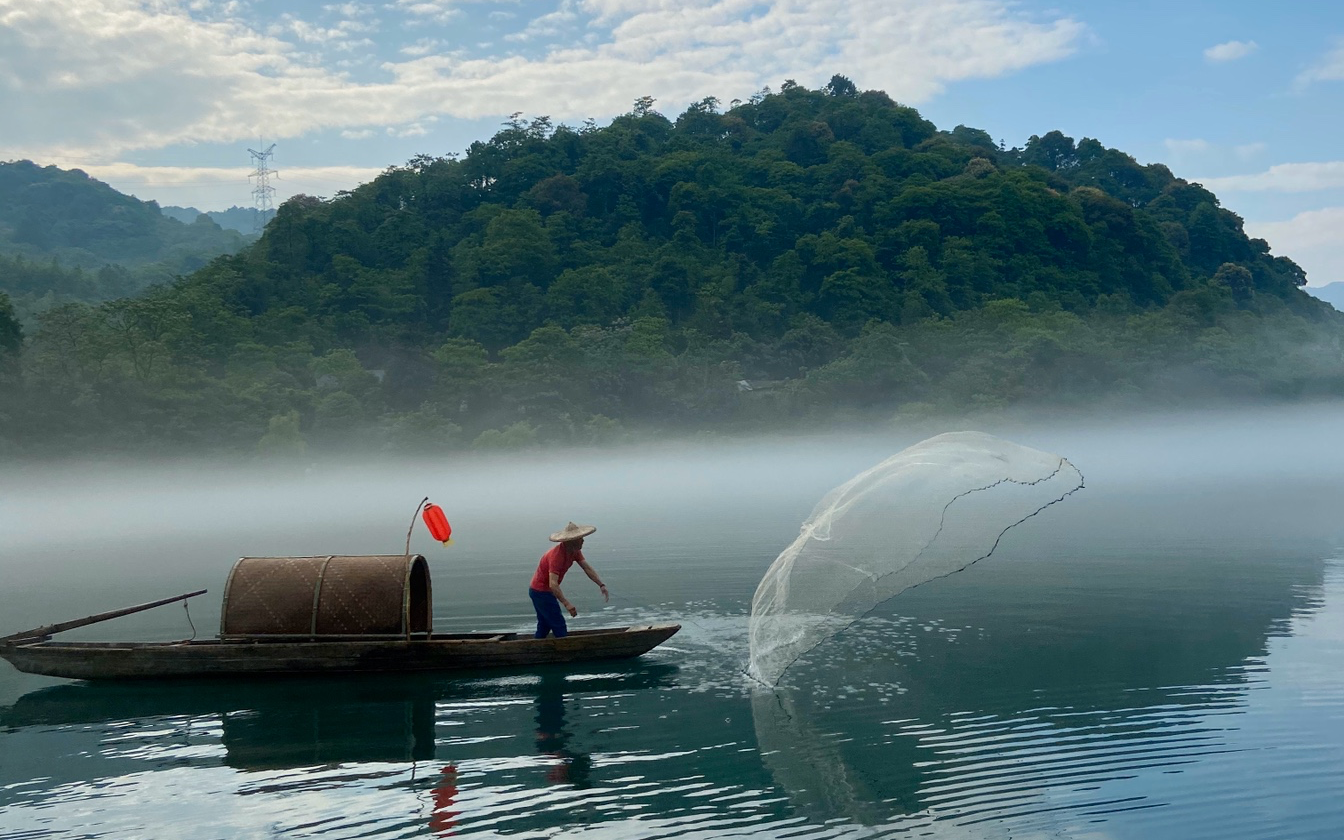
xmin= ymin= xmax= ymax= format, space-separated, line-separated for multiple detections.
xmin=1 ymin=0 xmax=1341 ymax=286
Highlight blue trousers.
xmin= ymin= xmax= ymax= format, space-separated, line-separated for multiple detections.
xmin=529 ymin=588 xmax=568 ymax=639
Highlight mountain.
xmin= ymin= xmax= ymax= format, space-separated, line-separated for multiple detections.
xmin=1308 ymin=282 xmax=1344 ymax=311
xmin=1 ymin=78 xmax=1341 ymax=457
xmin=161 ymin=205 xmax=269 ymax=235
xmin=0 ymin=160 xmax=251 ymax=308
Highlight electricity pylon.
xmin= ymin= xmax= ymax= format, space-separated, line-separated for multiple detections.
xmin=248 ymin=142 xmax=277 ymax=233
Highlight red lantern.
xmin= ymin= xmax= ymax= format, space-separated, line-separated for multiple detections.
xmin=422 ymin=503 xmax=452 ymax=545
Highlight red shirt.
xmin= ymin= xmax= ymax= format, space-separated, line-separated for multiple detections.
xmin=530 ymin=543 xmax=583 ymax=592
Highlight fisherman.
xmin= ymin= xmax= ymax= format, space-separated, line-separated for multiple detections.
xmin=529 ymin=522 xmax=608 ymax=639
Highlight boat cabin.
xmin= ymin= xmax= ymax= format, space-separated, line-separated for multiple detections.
xmin=221 ymin=554 xmax=432 ymax=639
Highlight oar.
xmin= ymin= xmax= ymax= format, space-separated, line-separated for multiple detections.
xmin=0 ymin=589 xmax=207 ymax=645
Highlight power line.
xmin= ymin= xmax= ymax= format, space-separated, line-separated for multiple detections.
xmin=247 ymin=140 xmax=277 ymax=234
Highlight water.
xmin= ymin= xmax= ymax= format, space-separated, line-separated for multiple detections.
xmin=3 ymin=408 xmax=1344 ymax=838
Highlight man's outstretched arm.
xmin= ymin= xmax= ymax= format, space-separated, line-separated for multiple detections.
xmin=576 ymin=559 xmax=609 ymax=602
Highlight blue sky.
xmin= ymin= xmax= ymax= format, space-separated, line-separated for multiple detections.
xmin=1 ymin=0 xmax=1341 ymax=285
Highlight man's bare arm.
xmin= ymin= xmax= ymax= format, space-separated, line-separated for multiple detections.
xmin=576 ymin=559 xmax=609 ymax=602
xmin=550 ymin=572 xmax=577 ymax=616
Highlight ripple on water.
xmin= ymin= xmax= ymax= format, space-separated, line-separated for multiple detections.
xmin=3 ymin=557 xmax=1344 ymax=838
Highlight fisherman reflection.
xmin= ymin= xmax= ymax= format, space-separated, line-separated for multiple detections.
xmin=535 ymin=672 xmax=592 ymax=787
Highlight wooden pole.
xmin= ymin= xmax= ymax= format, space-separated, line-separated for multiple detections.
xmin=1 ymin=589 xmax=208 ymax=644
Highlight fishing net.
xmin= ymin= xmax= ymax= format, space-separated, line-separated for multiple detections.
xmin=747 ymin=431 xmax=1083 ymax=687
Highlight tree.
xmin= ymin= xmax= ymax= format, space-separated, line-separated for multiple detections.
xmin=462 ymin=209 xmax=557 ymax=288
xmin=257 ymin=410 xmax=307 ymax=458
xmin=523 ymin=175 xmax=587 ymax=217
xmin=449 ymin=285 xmax=542 ymax=351
xmin=545 ymin=266 xmax=627 ymax=326
xmin=1021 ymin=131 xmax=1078 ymax=171
xmin=1212 ymin=262 xmax=1254 ymax=302
xmin=824 ymin=74 xmax=858 ymax=97
xmin=0 ymin=292 xmax=22 ymax=355
xmin=472 ymin=421 xmax=538 ymax=449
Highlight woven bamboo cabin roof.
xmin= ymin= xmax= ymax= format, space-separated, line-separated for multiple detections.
xmin=220 ymin=555 xmax=432 ymax=639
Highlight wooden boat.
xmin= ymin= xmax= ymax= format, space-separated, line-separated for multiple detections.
xmin=0 ymin=554 xmax=680 ymax=681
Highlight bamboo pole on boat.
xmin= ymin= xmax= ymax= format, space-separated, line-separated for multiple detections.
xmin=1 ymin=590 xmax=208 ymax=644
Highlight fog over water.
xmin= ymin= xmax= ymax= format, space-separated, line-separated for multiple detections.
xmin=3 ymin=404 xmax=1342 ymax=646
xmin=2 ymin=403 xmax=1343 ymax=838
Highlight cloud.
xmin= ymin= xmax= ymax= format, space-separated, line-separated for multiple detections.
xmin=51 ymin=161 xmax=385 ymax=187
xmin=1296 ymin=38 xmax=1344 ymax=86
xmin=387 ymin=122 xmax=429 ymax=137
xmin=505 ymin=0 xmax=579 ymax=43
xmin=400 ymin=37 xmax=443 ymax=56
xmin=42 ymin=160 xmax=386 ymax=206
xmin=324 ymin=2 xmax=375 ymax=16
xmin=1247 ymin=208 xmax=1344 ymax=287
xmin=1203 ymin=40 xmax=1257 ymax=63
xmin=1197 ymin=162 xmax=1344 ymax=193
xmin=277 ymin=13 xmax=376 ymax=48
xmin=0 ymin=0 xmax=1084 ymax=160
xmin=391 ymin=0 xmax=462 ymax=25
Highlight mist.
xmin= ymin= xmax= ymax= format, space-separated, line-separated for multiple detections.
xmin=4 ymin=403 xmax=1340 ymax=646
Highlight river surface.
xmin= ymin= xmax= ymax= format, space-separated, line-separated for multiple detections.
xmin=2 ymin=408 xmax=1343 ymax=839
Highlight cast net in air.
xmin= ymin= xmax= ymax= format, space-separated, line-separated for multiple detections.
xmin=747 ymin=431 xmax=1084 ymax=687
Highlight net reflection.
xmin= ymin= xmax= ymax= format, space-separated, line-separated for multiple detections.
xmin=751 ymin=548 xmax=1329 ymax=828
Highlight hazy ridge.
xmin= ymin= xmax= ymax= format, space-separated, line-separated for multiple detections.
xmin=1309 ymin=282 xmax=1344 ymax=311
xmin=0 ymin=160 xmax=252 ymax=315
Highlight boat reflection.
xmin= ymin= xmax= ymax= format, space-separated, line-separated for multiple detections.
xmin=1 ymin=662 xmax=676 ymax=776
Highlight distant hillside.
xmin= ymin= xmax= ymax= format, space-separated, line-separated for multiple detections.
xmin=1309 ymin=282 xmax=1344 ymax=311
xmin=1 ymin=78 xmax=1341 ymax=458
xmin=161 ymin=204 xmax=269 ymax=235
xmin=0 ymin=160 xmax=251 ymax=310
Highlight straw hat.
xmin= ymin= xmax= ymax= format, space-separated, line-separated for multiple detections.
xmin=550 ymin=521 xmax=596 ymax=542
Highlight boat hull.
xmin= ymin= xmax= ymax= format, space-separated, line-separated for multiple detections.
xmin=0 ymin=624 xmax=680 ymax=681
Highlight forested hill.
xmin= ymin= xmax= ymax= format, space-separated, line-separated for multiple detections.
xmin=161 ymin=205 xmax=266 ymax=235
xmin=216 ymin=84 xmax=1317 ymax=349
xmin=0 ymin=161 xmax=250 ymax=311
xmin=2 ymin=78 xmax=1341 ymax=458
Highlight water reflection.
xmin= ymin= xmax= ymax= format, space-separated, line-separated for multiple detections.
xmin=3 ymin=677 xmax=439 ymax=770
xmin=752 ymin=547 xmax=1330 ymax=830
xmin=1 ymin=663 xmax=675 ymax=784
xmin=428 ymin=764 xmax=460 ymax=837
xmin=534 ymin=671 xmax=592 ymax=788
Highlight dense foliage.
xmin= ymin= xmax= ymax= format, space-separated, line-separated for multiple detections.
xmin=2 ymin=79 xmax=1341 ymax=458
xmin=0 ymin=161 xmax=251 ymax=316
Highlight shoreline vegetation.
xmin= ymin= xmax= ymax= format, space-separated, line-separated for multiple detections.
xmin=2 ymin=77 xmax=1342 ymax=460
